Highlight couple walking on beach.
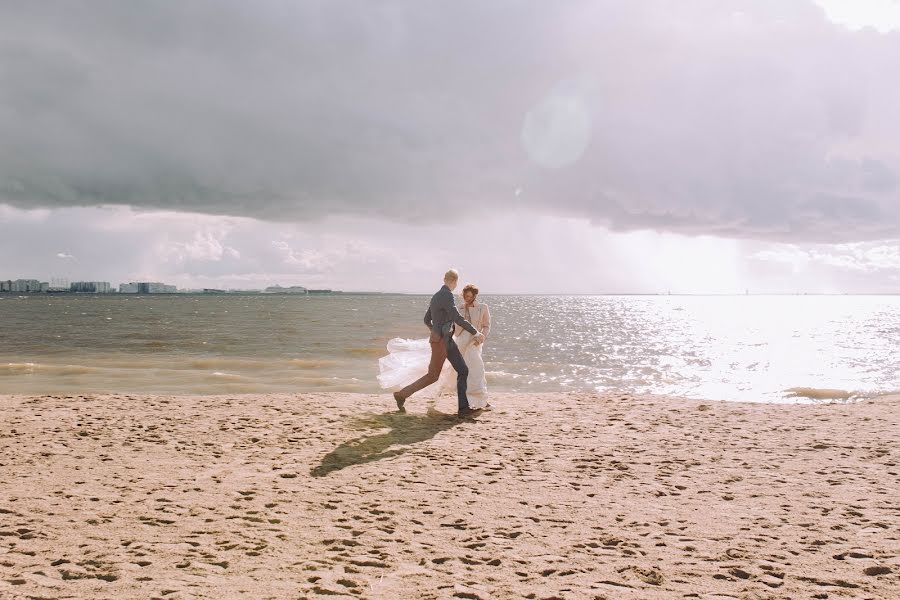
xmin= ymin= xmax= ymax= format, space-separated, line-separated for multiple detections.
xmin=378 ymin=269 xmax=492 ymax=418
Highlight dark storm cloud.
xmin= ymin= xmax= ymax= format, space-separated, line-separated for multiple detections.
xmin=2 ymin=0 xmax=900 ymax=241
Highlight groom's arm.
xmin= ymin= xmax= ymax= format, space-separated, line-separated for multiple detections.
xmin=448 ymin=304 xmax=478 ymax=336
xmin=424 ymin=307 xmax=433 ymax=329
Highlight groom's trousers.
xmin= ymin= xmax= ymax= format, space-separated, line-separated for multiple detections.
xmin=398 ymin=335 xmax=469 ymax=411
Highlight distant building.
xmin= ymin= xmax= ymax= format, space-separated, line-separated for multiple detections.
xmin=139 ymin=282 xmax=176 ymax=294
xmin=146 ymin=282 xmax=176 ymax=293
xmin=263 ymin=285 xmax=308 ymax=294
xmin=49 ymin=277 xmax=70 ymax=292
xmin=71 ymin=281 xmax=112 ymax=293
xmin=11 ymin=279 xmax=42 ymax=292
xmin=118 ymin=282 xmax=176 ymax=294
xmin=0 ymin=279 xmax=55 ymax=292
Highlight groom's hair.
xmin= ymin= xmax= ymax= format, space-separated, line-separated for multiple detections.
xmin=444 ymin=269 xmax=459 ymax=283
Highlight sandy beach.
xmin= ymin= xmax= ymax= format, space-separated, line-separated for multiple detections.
xmin=0 ymin=392 xmax=897 ymax=599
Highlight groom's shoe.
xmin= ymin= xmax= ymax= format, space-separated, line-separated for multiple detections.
xmin=393 ymin=392 xmax=406 ymax=413
xmin=457 ymin=407 xmax=481 ymax=420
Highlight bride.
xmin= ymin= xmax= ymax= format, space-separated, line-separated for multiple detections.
xmin=378 ymin=283 xmax=492 ymax=409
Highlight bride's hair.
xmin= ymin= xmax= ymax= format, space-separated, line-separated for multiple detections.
xmin=462 ymin=283 xmax=479 ymax=296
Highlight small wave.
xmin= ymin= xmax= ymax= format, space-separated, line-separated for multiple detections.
xmin=0 ymin=362 xmax=37 ymax=373
xmin=208 ymin=371 xmax=247 ymax=381
xmin=189 ymin=359 xmax=270 ymax=371
xmin=345 ymin=347 xmax=384 ymax=357
xmin=486 ymin=370 xmax=522 ymax=381
xmin=784 ymin=387 xmax=856 ymax=401
xmin=299 ymin=376 xmax=350 ymax=386
xmin=0 ymin=362 xmax=101 ymax=376
xmin=289 ymin=358 xmax=339 ymax=369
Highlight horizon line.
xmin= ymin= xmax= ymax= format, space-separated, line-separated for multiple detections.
xmin=5 ymin=290 xmax=900 ymax=297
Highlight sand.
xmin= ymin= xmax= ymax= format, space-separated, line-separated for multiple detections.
xmin=0 ymin=392 xmax=898 ymax=599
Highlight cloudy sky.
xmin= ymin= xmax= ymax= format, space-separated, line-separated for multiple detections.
xmin=2 ymin=0 xmax=899 ymax=293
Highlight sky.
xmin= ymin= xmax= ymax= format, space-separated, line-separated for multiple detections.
xmin=2 ymin=0 xmax=900 ymax=294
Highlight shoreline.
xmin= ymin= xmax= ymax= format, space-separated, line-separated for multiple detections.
xmin=1 ymin=392 xmax=898 ymax=598
xmin=0 ymin=379 xmax=892 ymax=403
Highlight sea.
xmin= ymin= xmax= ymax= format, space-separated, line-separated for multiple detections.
xmin=1 ymin=293 xmax=898 ymax=402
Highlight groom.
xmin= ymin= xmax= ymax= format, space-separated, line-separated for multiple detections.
xmin=394 ymin=269 xmax=485 ymax=417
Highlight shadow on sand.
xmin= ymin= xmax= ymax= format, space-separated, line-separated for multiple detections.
xmin=311 ymin=407 xmax=470 ymax=477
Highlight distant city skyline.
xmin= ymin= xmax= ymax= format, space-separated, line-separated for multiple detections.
xmin=0 ymin=276 xmax=345 ymax=294
xmin=2 ymin=2 xmax=900 ymax=294
xmin=4 ymin=270 xmax=900 ymax=296
xmin=0 ymin=277 xmax=175 ymax=294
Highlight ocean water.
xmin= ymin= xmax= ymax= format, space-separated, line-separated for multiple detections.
xmin=1 ymin=293 xmax=898 ymax=402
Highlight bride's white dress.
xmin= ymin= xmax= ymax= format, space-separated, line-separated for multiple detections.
xmin=377 ymin=302 xmax=490 ymax=408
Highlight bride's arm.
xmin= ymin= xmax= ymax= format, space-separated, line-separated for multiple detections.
xmin=481 ymin=305 xmax=491 ymax=339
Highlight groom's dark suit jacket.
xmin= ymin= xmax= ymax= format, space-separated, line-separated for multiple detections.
xmin=425 ymin=285 xmax=478 ymax=343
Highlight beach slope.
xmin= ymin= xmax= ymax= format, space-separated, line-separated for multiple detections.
xmin=1 ymin=392 xmax=898 ymax=599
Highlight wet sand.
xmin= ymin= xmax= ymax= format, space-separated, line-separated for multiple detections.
xmin=0 ymin=392 xmax=898 ymax=599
